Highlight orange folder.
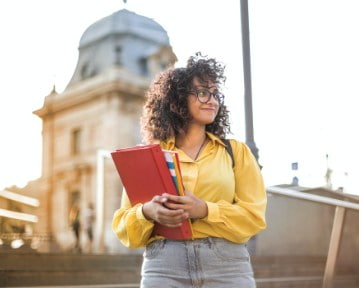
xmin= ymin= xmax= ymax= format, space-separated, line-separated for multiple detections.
xmin=111 ymin=144 xmax=192 ymax=240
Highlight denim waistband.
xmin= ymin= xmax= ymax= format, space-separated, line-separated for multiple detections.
xmin=155 ymin=237 xmax=240 ymax=246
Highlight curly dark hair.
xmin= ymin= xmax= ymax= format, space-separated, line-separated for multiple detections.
xmin=141 ymin=52 xmax=231 ymax=143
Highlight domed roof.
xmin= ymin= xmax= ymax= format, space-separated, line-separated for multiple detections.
xmin=66 ymin=9 xmax=176 ymax=89
xmin=79 ymin=9 xmax=169 ymax=47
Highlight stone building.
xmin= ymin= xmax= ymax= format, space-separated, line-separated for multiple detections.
xmin=31 ymin=9 xmax=176 ymax=253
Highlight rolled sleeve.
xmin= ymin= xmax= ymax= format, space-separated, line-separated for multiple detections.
xmin=205 ymin=201 xmax=221 ymax=222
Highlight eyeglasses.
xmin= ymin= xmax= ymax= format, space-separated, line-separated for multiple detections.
xmin=189 ymin=89 xmax=224 ymax=104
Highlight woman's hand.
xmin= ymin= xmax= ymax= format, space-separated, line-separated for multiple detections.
xmin=142 ymin=194 xmax=189 ymax=227
xmin=162 ymin=191 xmax=208 ymax=220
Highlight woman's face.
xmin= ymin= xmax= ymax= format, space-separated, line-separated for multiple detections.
xmin=187 ymin=77 xmax=220 ymax=126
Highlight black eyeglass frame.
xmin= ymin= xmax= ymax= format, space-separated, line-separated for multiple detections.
xmin=189 ymin=89 xmax=225 ymax=104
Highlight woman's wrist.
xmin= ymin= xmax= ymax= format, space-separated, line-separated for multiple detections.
xmin=192 ymin=200 xmax=208 ymax=220
xmin=200 ymin=200 xmax=208 ymax=219
xmin=142 ymin=202 xmax=152 ymax=221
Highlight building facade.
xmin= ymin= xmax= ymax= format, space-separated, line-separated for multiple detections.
xmin=32 ymin=9 xmax=176 ymax=253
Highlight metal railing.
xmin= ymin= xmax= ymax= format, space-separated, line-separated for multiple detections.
xmin=267 ymin=186 xmax=359 ymax=288
xmin=0 ymin=189 xmax=39 ymax=223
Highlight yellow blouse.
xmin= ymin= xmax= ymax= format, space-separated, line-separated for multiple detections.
xmin=112 ymin=132 xmax=267 ymax=248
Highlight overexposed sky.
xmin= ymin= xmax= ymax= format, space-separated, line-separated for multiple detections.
xmin=0 ymin=0 xmax=358 ymax=194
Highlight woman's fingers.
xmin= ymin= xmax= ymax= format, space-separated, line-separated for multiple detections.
xmin=162 ymin=193 xmax=186 ymax=203
xmin=143 ymin=193 xmax=191 ymax=226
xmin=152 ymin=195 xmax=168 ymax=204
xmin=161 ymin=192 xmax=207 ymax=219
xmin=156 ymin=207 xmax=189 ymax=226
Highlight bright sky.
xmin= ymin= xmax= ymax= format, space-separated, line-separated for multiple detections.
xmin=0 ymin=0 xmax=358 ymax=195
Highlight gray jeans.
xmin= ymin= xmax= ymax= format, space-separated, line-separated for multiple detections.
xmin=141 ymin=237 xmax=256 ymax=288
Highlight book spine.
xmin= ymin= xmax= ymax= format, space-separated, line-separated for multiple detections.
xmin=150 ymin=146 xmax=177 ymax=196
xmin=173 ymin=153 xmax=185 ymax=196
xmin=164 ymin=152 xmax=179 ymax=192
xmin=172 ymin=154 xmax=184 ymax=196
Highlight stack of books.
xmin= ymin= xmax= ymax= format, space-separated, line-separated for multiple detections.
xmin=111 ymin=144 xmax=193 ymax=240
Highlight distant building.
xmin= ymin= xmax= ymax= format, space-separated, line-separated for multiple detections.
xmin=19 ymin=9 xmax=176 ymax=253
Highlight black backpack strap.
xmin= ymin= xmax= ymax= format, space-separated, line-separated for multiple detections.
xmin=221 ymin=139 xmax=235 ymax=169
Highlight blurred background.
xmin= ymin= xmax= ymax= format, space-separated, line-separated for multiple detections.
xmin=1 ymin=0 xmax=358 ymax=193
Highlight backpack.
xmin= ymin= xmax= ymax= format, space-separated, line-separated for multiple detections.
xmin=221 ymin=139 xmax=235 ymax=169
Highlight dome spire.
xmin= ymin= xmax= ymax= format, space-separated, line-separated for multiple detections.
xmin=51 ymin=84 xmax=57 ymax=94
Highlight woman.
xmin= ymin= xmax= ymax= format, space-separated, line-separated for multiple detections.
xmin=112 ymin=53 xmax=267 ymax=287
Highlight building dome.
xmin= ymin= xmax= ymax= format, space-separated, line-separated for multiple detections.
xmin=79 ymin=9 xmax=169 ymax=48
xmin=66 ymin=9 xmax=175 ymax=88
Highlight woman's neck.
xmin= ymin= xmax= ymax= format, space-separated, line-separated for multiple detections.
xmin=175 ymin=126 xmax=208 ymax=160
xmin=176 ymin=126 xmax=206 ymax=148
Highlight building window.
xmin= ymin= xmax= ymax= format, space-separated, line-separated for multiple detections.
xmin=72 ymin=128 xmax=82 ymax=155
xmin=139 ymin=58 xmax=148 ymax=76
xmin=81 ymin=63 xmax=88 ymax=79
xmin=70 ymin=191 xmax=80 ymax=207
xmin=160 ymin=62 xmax=167 ymax=70
xmin=81 ymin=62 xmax=97 ymax=80
xmin=115 ymin=46 xmax=122 ymax=65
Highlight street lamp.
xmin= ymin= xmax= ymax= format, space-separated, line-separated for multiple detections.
xmin=240 ymin=0 xmax=260 ymax=165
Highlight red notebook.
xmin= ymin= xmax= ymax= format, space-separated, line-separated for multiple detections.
xmin=111 ymin=144 xmax=192 ymax=240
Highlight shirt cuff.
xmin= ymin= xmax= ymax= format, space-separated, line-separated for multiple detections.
xmin=205 ymin=201 xmax=221 ymax=222
xmin=136 ymin=204 xmax=154 ymax=223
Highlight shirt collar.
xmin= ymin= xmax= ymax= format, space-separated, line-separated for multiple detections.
xmin=162 ymin=137 xmax=176 ymax=150
xmin=206 ymin=132 xmax=227 ymax=147
xmin=160 ymin=132 xmax=226 ymax=149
